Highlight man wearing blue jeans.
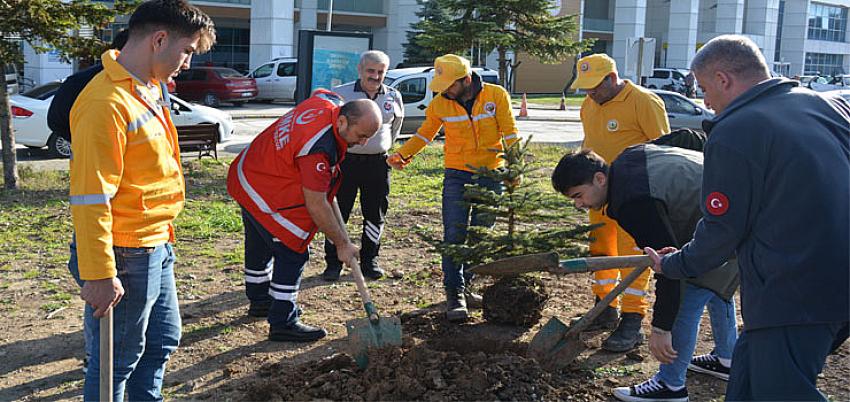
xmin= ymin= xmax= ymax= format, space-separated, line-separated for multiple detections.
xmin=388 ymin=54 xmax=519 ymax=322
xmin=553 ymin=143 xmax=739 ymax=402
xmin=68 ymin=1 xmax=216 ymax=400
xmin=441 ymin=169 xmax=503 ymax=294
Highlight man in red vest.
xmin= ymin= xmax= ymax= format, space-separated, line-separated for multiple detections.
xmin=227 ymin=89 xmax=381 ymax=342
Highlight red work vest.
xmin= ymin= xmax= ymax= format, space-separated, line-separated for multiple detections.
xmin=227 ymin=90 xmax=347 ymax=252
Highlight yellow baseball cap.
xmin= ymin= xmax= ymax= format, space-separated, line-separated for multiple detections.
xmin=430 ymin=54 xmax=471 ymax=93
xmin=571 ymin=54 xmax=617 ymax=90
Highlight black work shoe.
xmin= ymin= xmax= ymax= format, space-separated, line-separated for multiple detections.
xmin=612 ymin=377 xmax=688 ymax=402
xmin=572 ymin=302 xmax=619 ymax=332
xmin=268 ymin=321 xmax=327 ymax=342
xmin=464 ymin=290 xmax=483 ymax=309
xmin=603 ymin=312 xmax=645 ymax=352
xmin=688 ymin=353 xmax=730 ymax=381
xmin=361 ymin=263 xmax=385 ymax=280
xmin=248 ymin=301 xmax=271 ymax=318
xmin=445 ymin=289 xmax=469 ymax=322
xmin=322 ymin=265 xmax=342 ymax=282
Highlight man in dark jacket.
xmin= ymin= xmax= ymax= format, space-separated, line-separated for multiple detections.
xmin=47 ymin=29 xmax=129 ymax=143
xmin=646 ymin=35 xmax=850 ymax=401
xmin=553 ymin=144 xmax=739 ymax=402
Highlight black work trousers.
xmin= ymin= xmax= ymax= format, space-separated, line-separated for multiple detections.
xmin=324 ymin=153 xmax=390 ymax=269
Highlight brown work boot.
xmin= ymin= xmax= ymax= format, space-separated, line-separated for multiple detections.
xmin=445 ymin=289 xmax=469 ymax=322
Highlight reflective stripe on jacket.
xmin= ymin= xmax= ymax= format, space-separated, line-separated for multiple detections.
xmin=227 ymin=90 xmax=347 ymax=253
xmin=396 ymin=81 xmax=519 ymax=172
xmin=69 ymin=49 xmax=184 ymax=280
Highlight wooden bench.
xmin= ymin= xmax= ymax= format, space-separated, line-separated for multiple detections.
xmin=177 ymin=123 xmax=219 ymax=159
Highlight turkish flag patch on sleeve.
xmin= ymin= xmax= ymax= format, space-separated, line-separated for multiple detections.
xmin=706 ymin=192 xmax=730 ymax=216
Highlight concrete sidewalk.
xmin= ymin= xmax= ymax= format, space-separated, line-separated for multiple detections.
xmin=220 ymin=102 xmax=581 ymax=122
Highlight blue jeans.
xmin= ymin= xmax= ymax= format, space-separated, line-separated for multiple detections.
xmin=69 ymin=242 xmax=181 ymax=402
xmin=656 ymin=283 xmax=738 ymax=388
xmin=441 ymin=168 xmax=503 ymax=291
xmin=241 ymin=208 xmax=309 ymax=328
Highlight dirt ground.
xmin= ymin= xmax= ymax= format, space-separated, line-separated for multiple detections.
xmin=1 ymin=209 xmax=848 ymax=401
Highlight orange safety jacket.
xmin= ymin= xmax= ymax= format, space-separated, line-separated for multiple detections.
xmin=396 ymin=79 xmax=519 ymax=172
xmin=69 ymin=50 xmax=184 ymax=280
xmin=227 ymin=90 xmax=347 ymax=253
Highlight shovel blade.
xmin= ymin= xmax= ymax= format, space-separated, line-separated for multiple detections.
xmin=528 ymin=316 xmax=569 ymax=360
xmin=529 ymin=316 xmax=589 ymax=370
xmin=345 ymin=316 xmax=403 ymax=368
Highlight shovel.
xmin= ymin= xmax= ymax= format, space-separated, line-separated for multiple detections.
xmin=100 ymin=309 xmax=113 ymax=402
xmin=469 ymin=252 xmax=651 ymax=370
xmin=344 ymin=259 xmax=403 ymax=368
xmin=469 ymin=251 xmax=651 ymax=277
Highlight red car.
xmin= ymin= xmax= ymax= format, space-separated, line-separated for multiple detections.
xmin=174 ymin=66 xmax=257 ymax=107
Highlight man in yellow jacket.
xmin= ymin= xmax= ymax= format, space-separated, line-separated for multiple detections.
xmin=67 ymin=0 xmax=215 ymax=399
xmin=572 ymin=53 xmax=670 ymax=352
xmin=388 ymin=54 xmax=519 ymax=322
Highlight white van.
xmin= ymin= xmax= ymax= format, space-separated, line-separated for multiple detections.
xmin=383 ymin=66 xmax=500 ymax=134
xmin=249 ymin=57 xmax=298 ymax=101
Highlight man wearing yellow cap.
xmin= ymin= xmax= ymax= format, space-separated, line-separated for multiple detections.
xmin=387 ymin=54 xmax=519 ymax=322
xmin=572 ymin=53 xmax=670 ymax=352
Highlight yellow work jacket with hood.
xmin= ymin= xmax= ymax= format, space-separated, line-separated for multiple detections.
xmin=69 ymin=50 xmax=185 ymax=281
xmin=396 ymin=75 xmax=519 ymax=172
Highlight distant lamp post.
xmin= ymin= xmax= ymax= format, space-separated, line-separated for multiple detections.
xmin=326 ymin=0 xmax=333 ymax=31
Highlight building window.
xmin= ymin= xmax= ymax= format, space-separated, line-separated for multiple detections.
xmin=191 ymin=27 xmax=251 ymax=73
xmin=804 ymin=52 xmax=845 ymax=75
xmin=808 ymin=2 xmax=847 ymax=42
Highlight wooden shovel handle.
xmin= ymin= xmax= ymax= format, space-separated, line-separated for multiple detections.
xmin=349 ymin=258 xmax=379 ymax=321
xmin=100 ymin=308 xmax=113 ymax=402
xmin=566 ymin=264 xmax=651 ymax=337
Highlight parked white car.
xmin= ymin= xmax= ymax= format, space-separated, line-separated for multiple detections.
xmin=12 ymin=82 xmax=234 ymax=159
xmin=249 ymin=57 xmax=297 ymax=101
xmin=808 ymin=75 xmax=850 ymax=92
xmin=651 ymin=89 xmax=714 ymax=132
xmin=383 ymin=66 xmax=500 ymax=134
xmin=644 ymin=68 xmax=688 ymax=91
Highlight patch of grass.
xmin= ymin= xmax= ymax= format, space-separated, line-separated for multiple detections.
xmin=219 ymin=325 xmax=234 ymax=335
xmin=22 ymin=269 xmax=39 ymax=279
xmin=592 ymin=365 xmax=642 ymax=378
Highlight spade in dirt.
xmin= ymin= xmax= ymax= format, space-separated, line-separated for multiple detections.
xmin=469 ymin=252 xmax=651 ymax=370
xmin=345 ymin=259 xmax=402 ymax=368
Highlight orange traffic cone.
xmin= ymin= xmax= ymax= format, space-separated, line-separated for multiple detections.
xmin=559 ymin=94 xmax=566 ymax=110
xmin=519 ymin=93 xmax=529 ymax=118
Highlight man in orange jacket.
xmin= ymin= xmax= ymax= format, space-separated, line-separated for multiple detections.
xmin=572 ymin=53 xmax=670 ymax=352
xmin=228 ymin=90 xmax=381 ymax=342
xmin=387 ymin=54 xmax=519 ymax=323
xmin=68 ymin=1 xmax=215 ymax=399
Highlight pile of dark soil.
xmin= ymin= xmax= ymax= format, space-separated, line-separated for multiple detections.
xmin=482 ymin=275 xmax=549 ymax=327
xmin=243 ymin=334 xmax=606 ymax=401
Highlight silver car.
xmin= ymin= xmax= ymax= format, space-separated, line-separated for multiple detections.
xmin=652 ymin=89 xmax=714 ymax=131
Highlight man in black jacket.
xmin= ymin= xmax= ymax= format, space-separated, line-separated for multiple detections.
xmin=553 ymin=144 xmax=739 ymax=402
xmin=47 ymin=29 xmax=129 ymax=144
xmin=646 ymin=35 xmax=850 ymax=401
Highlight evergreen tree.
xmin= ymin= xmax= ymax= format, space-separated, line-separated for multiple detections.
xmin=438 ymin=139 xmax=595 ymax=269
xmin=0 ymin=0 xmax=136 ymax=189
xmin=413 ymin=0 xmax=592 ymax=88
xmin=403 ymin=0 xmax=449 ymax=67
